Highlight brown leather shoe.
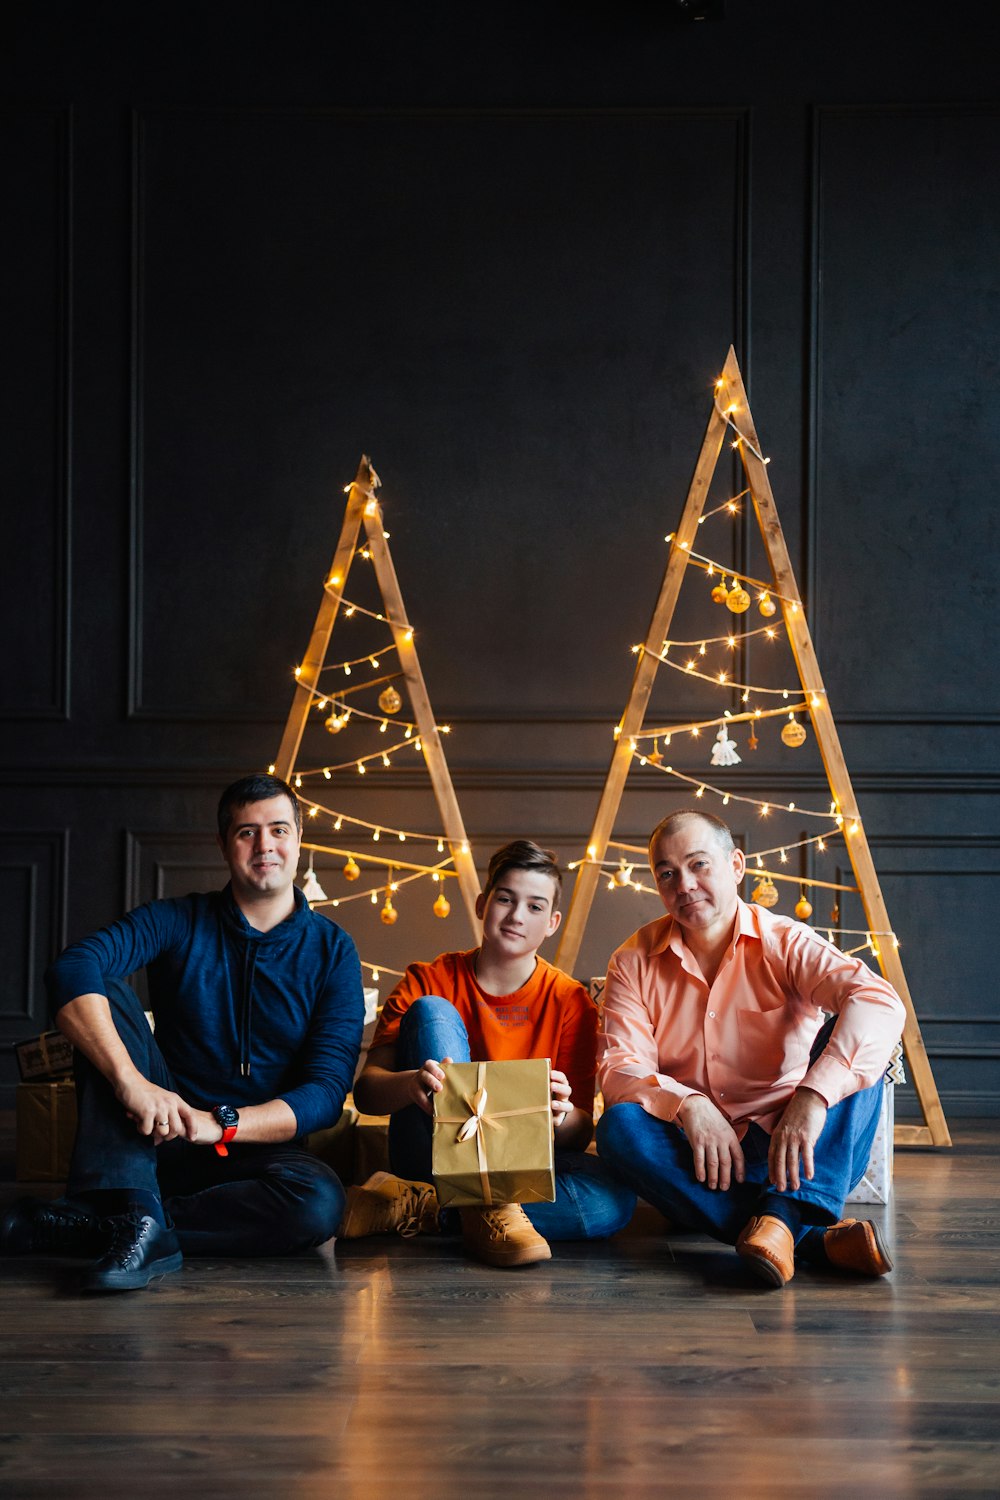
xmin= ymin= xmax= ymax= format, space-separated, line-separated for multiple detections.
xmin=736 ymin=1213 xmax=795 ymax=1287
xmin=823 ymin=1218 xmax=893 ymax=1276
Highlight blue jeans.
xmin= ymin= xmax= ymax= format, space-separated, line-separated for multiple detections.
xmin=388 ymin=996 xmax=635 ymax=1241
xmin=65 ymin=979 xmax=346 ymax=1256
xmin=596 ymin=1076 xmax=884 ymax=1255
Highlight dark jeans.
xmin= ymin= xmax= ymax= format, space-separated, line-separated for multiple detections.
xmin=388 ymin=995 xmax=636 ymax=1240
xmin=65 ymin=979 xmax=345 ymax=1256
xmin=596 ymin=1016 xmax=884 ymax=1252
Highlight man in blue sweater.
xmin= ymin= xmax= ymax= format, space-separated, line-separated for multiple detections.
xmin=2 ymin=774 xmax=365 ymax=1293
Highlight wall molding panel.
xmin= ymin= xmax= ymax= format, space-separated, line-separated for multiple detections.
xmin=0 ymin=105 xmax=73 ymax=723
xmin=126 ymin=105 xmax=751 ymax=725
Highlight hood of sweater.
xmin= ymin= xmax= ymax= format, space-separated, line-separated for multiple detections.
xmin=217 ymin=881 xmax=312 ymax=947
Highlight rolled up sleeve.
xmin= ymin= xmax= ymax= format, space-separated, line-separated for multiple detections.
xmin=788 ymin=927 xmax=906 ymax=1107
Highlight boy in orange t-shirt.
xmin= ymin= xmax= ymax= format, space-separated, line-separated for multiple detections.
xmin=341 ymin=840 xmax=635 ymax=1267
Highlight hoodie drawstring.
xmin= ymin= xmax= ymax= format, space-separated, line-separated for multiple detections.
xmin=240 ymin=941 xmax=260 ymax=1078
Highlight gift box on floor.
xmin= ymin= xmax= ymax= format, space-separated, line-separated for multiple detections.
xmin=15 ymin=1029 xmax=74 ymax=1082
xmin=432 ymin=1058 xmax=555 ymax=1208
xmin=16 ymin=1080 xmax=77 ymax=1182
xmin=304 ymin=1100 xmax=359 ymax=1183
xmin=353 ymin=1112 xmax=390 ymax=1183
xmin=846 ymin=1079 xmax=895 ymax=1206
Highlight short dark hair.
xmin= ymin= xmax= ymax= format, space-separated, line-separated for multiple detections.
xmin=217 ymin=774 xmax=302 ymax=839
xmin=483 ymin=839 xmax=563 ymax=905
xmin=648 ymin=809 xmax=736 ymax=857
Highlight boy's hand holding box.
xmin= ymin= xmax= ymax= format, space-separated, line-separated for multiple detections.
xmin=432 ymin=1058 xmax=556 ymax=1208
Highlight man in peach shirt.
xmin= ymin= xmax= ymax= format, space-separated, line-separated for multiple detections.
xmin=596 ymin=809 xmax=905 ymax=1287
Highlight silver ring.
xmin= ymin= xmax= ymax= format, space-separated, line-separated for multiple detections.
xmin=156 ymin=1119 xmax=168 ymax=1126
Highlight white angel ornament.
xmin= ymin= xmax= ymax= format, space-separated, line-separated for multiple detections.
xmin=710 ymin=725 xmax=741 ymax=767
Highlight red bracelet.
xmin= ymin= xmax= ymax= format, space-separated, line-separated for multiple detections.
xmin=214 ymin=1124 xmax=238 ymax=1158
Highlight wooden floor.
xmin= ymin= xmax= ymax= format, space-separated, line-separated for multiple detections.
xmin=1 ymin=1123 xmax=998 ymax=1500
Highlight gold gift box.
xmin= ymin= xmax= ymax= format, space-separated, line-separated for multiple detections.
xmin=432 ymin=1058 xmax=555 ymax=1208
xmin=16 ymin=1080 xmax=77 ymax=1183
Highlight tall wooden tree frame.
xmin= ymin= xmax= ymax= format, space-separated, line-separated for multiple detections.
xmin=274 ymin=455 xmax=482 ymax=935
xmin=556 ymin=348 xmax=950 ymax=1147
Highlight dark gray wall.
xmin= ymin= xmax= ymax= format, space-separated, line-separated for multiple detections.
xmin=2 ymin=2 xmax=998 ymax=1119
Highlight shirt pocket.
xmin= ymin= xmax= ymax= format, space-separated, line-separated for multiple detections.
xmin=735 ymin=1004 xmax=813 ymax=1087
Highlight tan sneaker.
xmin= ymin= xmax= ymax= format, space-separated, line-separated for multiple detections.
xmin=459 ymin=1204 xmax=552 ymax=1268
xmin=339 ymin=1172 xmax=441 ymax=1239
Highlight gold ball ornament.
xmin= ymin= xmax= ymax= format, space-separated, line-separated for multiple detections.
xmin=433 ymin=891 xmax=451 ymax=919
xmin=380 ymin=899 xmax=398 ymax=926
xmin=613 ymin=864 xmax=634 ymax=888
xmin=795 ymin=896 xmax=814 ymax=921
xmin=711 ymin=582 xmax=730 ymax=605
xmin=343 ymin=856 xmax=361 ymax=881
xmin=324 ymin=712 xmax=346 ymax=734
xmin=758 ymin=594 xmax=777 ymax=617
xmin=378 ymin=685 xmax=402 ymax=715
xmin=751 ymin=876 xmax=780 ymax=908
xmin=726 ymin=585 xmax=752 ymax=614
xmin=781 ymin=719 xmax=808 ymax=748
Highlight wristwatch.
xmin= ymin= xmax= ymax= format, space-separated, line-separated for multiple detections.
xmin=212 ymin=1104 xmax=240 ymax=1157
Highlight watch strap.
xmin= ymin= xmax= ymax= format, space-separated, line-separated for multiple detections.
xmin=214 ymin=1123 xmax=238 ymax=1158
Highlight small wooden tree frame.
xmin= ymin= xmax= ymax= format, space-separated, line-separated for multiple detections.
xmin=556 ymin=348 xmax=950 ymax=1148
xmin=274 ymin=455 xmax=482 ymax=935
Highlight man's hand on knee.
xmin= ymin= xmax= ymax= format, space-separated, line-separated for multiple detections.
xmin=677 ymin=1095 xmax=745 ymax=1191
xmin=115 ymin=1075 xmax=197 ymax=1143
xmin=768 ymin=1087 xmax=828 ymax=1192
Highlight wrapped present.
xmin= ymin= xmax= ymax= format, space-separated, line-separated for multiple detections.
xmin=432 ymin=1058 xmax=555 ymax=1209
xmin=15 ymin=1030 xmax=74 ymax=1082
xmin=304 ymin=1100 xmax=359 ymax=1183
xmin=846 ymin=1080 xmax=895 ymax=1206
xmin=353 ymin=1113 xmax=390 ymax=1183
xmin=16 ymin=1080 xmax=77 ymax=1182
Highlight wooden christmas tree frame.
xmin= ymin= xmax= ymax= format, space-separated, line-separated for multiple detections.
xmin=556 ymin=348 xmax=950 ymax=1148
xmin=274 ymin=455 xmax=481 ymax=934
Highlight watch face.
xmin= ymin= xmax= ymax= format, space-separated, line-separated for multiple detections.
xmin=213 ymin=1105 xmax=239 ymax=1129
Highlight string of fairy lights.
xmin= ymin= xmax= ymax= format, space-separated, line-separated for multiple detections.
xmin=571 ymin=383 xmax=899 ymax=958
xmin=273 ymin=473 xmax=470 ymax=987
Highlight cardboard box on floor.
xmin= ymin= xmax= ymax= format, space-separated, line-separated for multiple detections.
xmin=16 ymin=1080 xmax=77 ymax=1182
xmin=15 ymin=1030 xmax=74 ymax=1082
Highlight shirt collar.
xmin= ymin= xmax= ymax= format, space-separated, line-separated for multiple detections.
xmin=648 ymin=896 xmax=761 ymax=961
